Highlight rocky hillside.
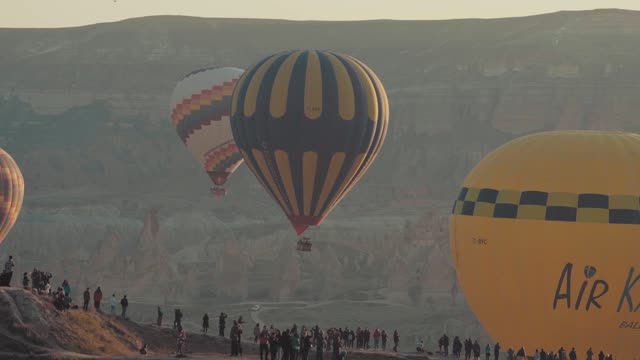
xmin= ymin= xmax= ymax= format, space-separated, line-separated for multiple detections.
xmin=1 ymin=9 xmax=640 ymax=313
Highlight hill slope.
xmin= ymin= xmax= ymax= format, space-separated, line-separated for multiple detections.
xmin=0 ymin=287 xmax=263 ymax=359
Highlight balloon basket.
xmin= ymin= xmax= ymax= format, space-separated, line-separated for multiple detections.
xmin=210 ymin=187 xmax=227 ymax=198
xmin=296 ymin=237 xmax=312 ymax=252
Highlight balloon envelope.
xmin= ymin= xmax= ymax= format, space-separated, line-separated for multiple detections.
xmin=170 ymin=67 xmax=245 ymax=187
xmin=230 ymin=50 xmax=388 ymax=235
xmin=0 ymin=148 xmax=24 ymax=245
xmin=450 ymin=131 xmax=640 ymax=358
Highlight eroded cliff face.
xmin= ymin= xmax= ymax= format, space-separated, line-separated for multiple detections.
xmin=1 ymin=9 xmax=640 ymax=306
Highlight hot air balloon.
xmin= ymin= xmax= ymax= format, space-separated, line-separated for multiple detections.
xmin=0 ymin=148 xmax=24 ymax=245
xmin=450 ymin=130 xmax=640 ymax=359
xmin=230 ymin=50 xmax=388 ymax=251
xmin=170 ymin=67 xmax=245 ymax=198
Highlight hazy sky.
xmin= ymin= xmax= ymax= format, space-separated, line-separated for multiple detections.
xmin=2 ymin=0 xmax=640 ymax=28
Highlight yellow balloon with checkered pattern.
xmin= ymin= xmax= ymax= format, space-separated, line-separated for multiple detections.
xmin=450 ymin=130 xmax=640 ymax=358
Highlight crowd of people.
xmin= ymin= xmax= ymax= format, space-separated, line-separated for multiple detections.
xmin=2 ymin=255 xmax=131 ymax=318
xmin=230 ymin=322 xmax=377 ymax=360
xmin=433 ymin=334 xmax=616 ymax=360
xmin=0 ymin=256 xmax=623 ymax=359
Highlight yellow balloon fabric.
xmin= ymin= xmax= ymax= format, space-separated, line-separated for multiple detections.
xmin=450 ymin=131 xmax=640 ymax=358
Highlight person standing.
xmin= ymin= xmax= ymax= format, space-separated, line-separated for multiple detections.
xmin=291 ymin=332 xmax=301 ymax=360
xmin=62 ymin=280 xmax=71 ymax=296
xmin=93 ymin=287 xmax=103 ymax=311
xmin=82 ymin=288 xmax=91 ymax=311
xmin=586 ymin=348 xmax=594 ymax=360
xmin=219 ymin=312 xmax=227 ymax=337
xmin=254 ymin=323 xmax=261 ymax=343
xmin=120 ymin=295 xmax=128 ymax=319
xmin=202 ymin=313 xmax=210 ymax=334
xmin=569 ymin=348 xmax=577 ymax=360
xmin=177 ymin=327 xmax=187 ymax=356
xmin=392 ymin=330 xmax=399 ymax=352
xmin=22 ymin=272 xmax=29 ymax=288
xmin=485 ymin=344 xmax=491 ymax=360
xmin=230 ymin=320 xmax=239 ymax=356
xmin=381 ymin=330 xmax=387 ymax=351
xmin=259 ymin=325 xmax=270 ymax=360
xmin=109 ymin=293 xmax=117 ymax=315
xmin=494 ymin=343 xmax=501 ymax=360
xmin=316 ymin=330 xmax=324 ymax=360
xmin=280 ymin=329 xmax=291 ymax=360
xmin=157 ymin=306 xmax=163 ymax=326
xmin=1 ymin=255 xmax=15 ymax=287
xmin=373 ymin=329 xmax=381 ymax=350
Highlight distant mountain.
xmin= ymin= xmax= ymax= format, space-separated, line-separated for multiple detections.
xmin=1 ymin=9 xmax=640 ymax=310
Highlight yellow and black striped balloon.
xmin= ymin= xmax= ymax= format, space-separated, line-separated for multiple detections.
xmin=0 ymin=148 xmax=24 ymax=245
xmin=231 ymin=50 xmax=389 ymax=235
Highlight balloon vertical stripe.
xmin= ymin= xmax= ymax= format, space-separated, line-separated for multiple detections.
xmin=0 ymin=148 xmax=23 ymax=245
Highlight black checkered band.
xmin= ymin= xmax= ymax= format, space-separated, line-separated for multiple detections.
xmin=452 ymin=187 xmax=640 ymax=224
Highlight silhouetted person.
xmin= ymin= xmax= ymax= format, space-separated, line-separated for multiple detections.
xmin=1 ymin=255 xmax=15 ymax=287
xmin=316 ymin=330 xmax=324 ymax=360
xmin=586 ymin=348 xmax=594 ymax=360
xmin=270 ymin=329 xmax=281 ymax=360
xmin=93 ymin=287 xmax=103 ymax=311
xmin=381 ymin=330 xmax=387 ymax=351
xmin=259 ymin=325 xmax=270 ymax=360
xmin=174 ymin=309 xmax=183 ymax=329
xmin=569 ymin=348 xmax=577 ymax=360
xmin=230 ymin=320 xmax=240 ymax=356
xmin=157 ymin=306 xmax=163 ymax=326
xmin=558 ymin=348 xmax=566 ymax=360
xmin=202 ymin=313 xmax=210 ymax=334
xmin=139 ymin=343 xmax=148 ymax=355
xmin=494 ymin=343 xmax=501 ymax=360
xmin=83 ymin=288 xmax=91 ymax=311
xmin=120 ymin=295 xmax=128 ymax=319
xmin=393 ymin=330 xmax=399 ymax=352
xmin=22 ymin=272 xmax=29 ymax=288
xmin=219 ymin=312 xmax=227 ymax=337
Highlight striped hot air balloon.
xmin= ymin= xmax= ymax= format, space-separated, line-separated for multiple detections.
xmin=230 ymin=50 xmax=389 ymax=241
xmin=170 ymin=67 xmax=245 ymax=196
xmin=0 ymin=148 xmax=24 ymax=245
